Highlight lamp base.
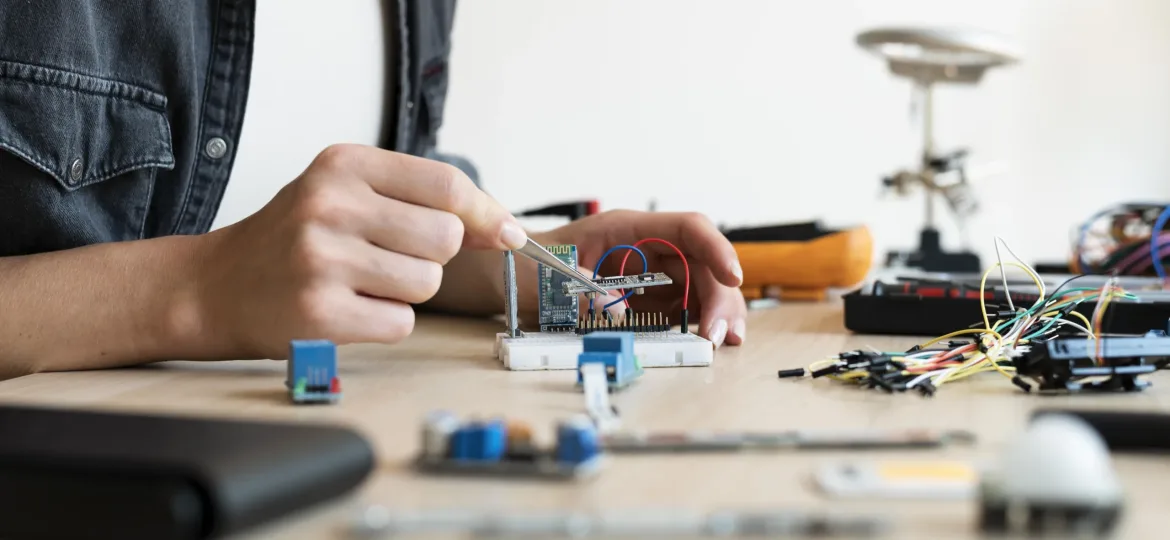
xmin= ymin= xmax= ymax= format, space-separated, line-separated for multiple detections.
xmin=886 ymin=228 xmax=981 ymax=273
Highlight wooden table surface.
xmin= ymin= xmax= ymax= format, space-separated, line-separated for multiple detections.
xmin=2 ymin=302 xmax=1169 ymax=539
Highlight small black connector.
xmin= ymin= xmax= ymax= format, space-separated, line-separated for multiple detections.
xmin=871 ymin=375 xmax=896 ymax=393
xmin=810 ymin=364 xmax=842 ymax=378
xmin=917 ymin=380 xmax=937 ymax=397
xmin=777 ymin=368 xmax=806 ymax=379
xmin=905 ymin=344 xmax=922 ymax=353
xmin=1011 ymin=375 xmax=1033 ymax=393
xmin=680 ymin=308 xmax=689 ymax=334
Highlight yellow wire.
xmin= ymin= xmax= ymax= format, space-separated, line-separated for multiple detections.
xmin=935 ymin=352 xmax=986 ymax=385
xmin=946 ymin=363 xmax=1016 ymax=382
xmin=809 ymin=267 xmax=1128 ymax=390
xmin=1093 ymin=281 xmax=1118 ymax=365
xmin=917 ymin=328 xmax=993 ymax=350
xmin=1067 ymin=310 xmax=1094 ymax=335
xmin=979 ymin=262 xmax=1046 ymax=332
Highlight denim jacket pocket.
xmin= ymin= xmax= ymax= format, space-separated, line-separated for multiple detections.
xmin=0 ymin=60 xmax=175 ymax=255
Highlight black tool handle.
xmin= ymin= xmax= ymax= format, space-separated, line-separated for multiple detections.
xmin=1032 ymin=409 xmax=1170 ymax=452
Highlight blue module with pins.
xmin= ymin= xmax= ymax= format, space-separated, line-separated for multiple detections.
xmin=556 ymin=417 xmax=600 ymax=464
xmin=450 ymin=420 xmax=507 ymax=461
xmin=577 ymin=332 xmax=642 ymax=389
xmin=287 ymin=340 xmax=342 ymax=404
xmin=415 ymin=412 xmax=603 ymax=479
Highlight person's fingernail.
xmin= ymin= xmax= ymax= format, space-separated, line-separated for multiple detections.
xmin=709 ymin=319 xmax=728 ymax=348
xmin=500 ymin=222 xmax=527 ymax=250
xmin=732 ymin=318 xmax=746 ymax=341
xmin=730 ymin=261 xmax=744 ymax=285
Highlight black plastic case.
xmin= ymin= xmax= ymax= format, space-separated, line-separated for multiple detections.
xmin=0 ymin=405 xmax=374 ymax=539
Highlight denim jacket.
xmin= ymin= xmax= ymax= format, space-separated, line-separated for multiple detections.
xmin=0 ymin=0 xmax=458 ymax=256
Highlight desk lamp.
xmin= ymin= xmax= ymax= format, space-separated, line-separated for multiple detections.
xmin=856 ymin=27 xmax=1021 ymax=272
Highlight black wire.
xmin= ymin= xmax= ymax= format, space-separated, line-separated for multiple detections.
xmin=1020 ymin=274 xmax=1094 ymax=341
xmin=1046 ymin=274 xmax=1095 ymax=301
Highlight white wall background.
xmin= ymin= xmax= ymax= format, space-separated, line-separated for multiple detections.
xmin=220 ymin=0 xmax=1170 ymax=267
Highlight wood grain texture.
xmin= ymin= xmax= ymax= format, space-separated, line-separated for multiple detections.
xmin=1 ymin=303 xmax=1168 ymax=539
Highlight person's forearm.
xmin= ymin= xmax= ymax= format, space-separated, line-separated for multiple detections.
xmin=0 ymin=236 xmax=207 ymax=379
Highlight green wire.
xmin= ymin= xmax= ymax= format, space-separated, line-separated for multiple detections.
xmin=1024 ymin=313 xmax=1069 ymax=340
xmin=991 ymin=287 xmax=1137 ymax=335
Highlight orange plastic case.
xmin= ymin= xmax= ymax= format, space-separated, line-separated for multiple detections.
xmin=730 ymin=225 xmax=873 ymax=301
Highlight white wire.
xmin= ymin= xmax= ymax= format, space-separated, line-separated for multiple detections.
xmin=907 ymin=367 xmax=956 ymax=388
xmin=993 ymin=239 xmax=1015 ymax=311
xmin=1042 ymin=317 xmax=1094 ymax=336
xmin=993 ymin=236 xmax=1047 ymax=302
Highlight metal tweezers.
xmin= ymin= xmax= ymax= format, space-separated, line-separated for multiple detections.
xmin=515 ymin=238 xmax=608 ymax=296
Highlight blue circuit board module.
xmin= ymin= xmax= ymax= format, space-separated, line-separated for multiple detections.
xmin=538 ymin=244 xmax=579 ymax=332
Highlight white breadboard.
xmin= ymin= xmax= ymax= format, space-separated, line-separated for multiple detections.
xmin=495 ymin=332 xmax=714 ymax=371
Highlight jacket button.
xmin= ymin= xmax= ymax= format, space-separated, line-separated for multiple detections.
xmin=69 ymin=159 xmax=83 ymax=183
xmin=205 ymin=137 xmax=229 ymax=159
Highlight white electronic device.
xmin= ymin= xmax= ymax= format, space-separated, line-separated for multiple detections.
xmin=816 ymin=460 xmax=978 ymax=500
xmin=495 ymin=332 xmax=713 ymax=371
xmin=980 ymin=414 xmax=1123 ymax=535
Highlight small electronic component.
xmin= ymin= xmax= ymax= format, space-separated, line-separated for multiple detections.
xmin=805 ymin=350 xmax=929 ymax=395
xmin=351 ymin=507 xmax=888 ymax=538
xmin=537 ymin=244 xmax=579 ymax=332
xmin=286 ymin=340 xmax=341 ymax=404
xmin=575 ymin=311 xmax=670 ymax=335
xmin=1013 ymin=333 xmax=1170 ymax=393
xmin=600 ymin=428 xmax=975 ymax=454
xmin=577 ymin=332 xmax=643 ymax=390
xmin=580 ymin=363 xmax=621 ymax=433
xmin=980 ymin=414 xmax=1123 ymax=536
xmin=561 ymin=272 xmax=672 ymax=295
xmin=496 ymin=240 xmax=714 ymax=371
xmin=414 ymin=412 xmax=602 ymax=480
xmin=816 ymin=460 xmax=978 ymax=500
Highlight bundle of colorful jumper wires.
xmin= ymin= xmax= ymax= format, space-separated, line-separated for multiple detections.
xmin=1070 ymin=202 xmax=1170 ymax=279
xmin=796 ymin=238 xmax=1137 ymax=396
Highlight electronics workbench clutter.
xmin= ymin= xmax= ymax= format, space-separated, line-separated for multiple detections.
xmin=4 ymin=6 xmax=1170 ymax=539
xmin=8 ymin=230 xmax=1170 ymax=540
xmin=343 ymin=234 xmax=1165 ymax=540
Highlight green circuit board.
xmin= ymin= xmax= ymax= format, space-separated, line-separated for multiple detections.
xmin=538 ymin=244 xmax=578 ymax=332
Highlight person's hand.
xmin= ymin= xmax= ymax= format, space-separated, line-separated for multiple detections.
xmin=188 ymin=144 xmax=526 ymax=359
xmin=527 ymin=210 xmax=747 ymax=347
